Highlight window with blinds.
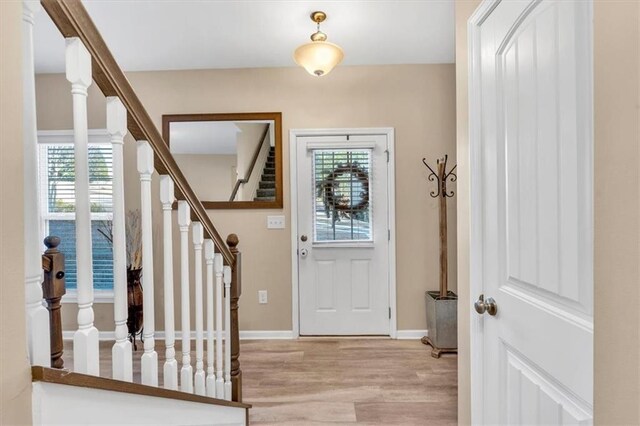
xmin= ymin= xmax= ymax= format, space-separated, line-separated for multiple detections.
xmin=313 ymin=149 xmax=372 ymax=242
xmin=39 ymin=143 xmax=114 ymax=291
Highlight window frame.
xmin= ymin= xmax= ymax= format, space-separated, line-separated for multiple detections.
xmin=311 ymin=148 xmax=374 ymax=244
xmin=37 ymin=129 xmax=115 ymax=303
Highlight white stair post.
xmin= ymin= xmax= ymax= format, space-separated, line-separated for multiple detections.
xmin=136 ymin=140 xmax=157 ymax=386
xmin=22 ymin=0 xmax=50 ymax=367
xmin=107 ymin=97 xmax=132 ymax=382
xmin=223 ymin=265 xmax=232 ymax=401
xmin=214 ymin=253 xmax=224 ymax=397
xmin=204 ymin=240 xmax=216 ymax=398
xmin=160 ymin=176 xmax=178 ymax=390
xmin=192 ymin=222 xmax=205 ymax=395
xmin=178 ymin=201 xmax=193 ymax=393
xmin=66 ymin=37 xmax=99 ymax=375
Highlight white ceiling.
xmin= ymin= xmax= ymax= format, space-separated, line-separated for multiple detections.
xmin=33 ymin=0 xmax=455 ymax=73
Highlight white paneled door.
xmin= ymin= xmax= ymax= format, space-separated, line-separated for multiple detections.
xmin=470 ymin=1 xmax=593 ymax=424
xmin=296 ymin=133 xmax=391 ymax=335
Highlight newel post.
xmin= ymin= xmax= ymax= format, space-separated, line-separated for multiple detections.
xmin=41 ymin=236 xmax=66 ymax=369
xmin=226 ymin=234 xmax=242 ymax=402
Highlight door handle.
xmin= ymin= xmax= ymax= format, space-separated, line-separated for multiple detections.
xmin=300 ymin=248 xmax=308 ymax=258
xmin=474 ymin=294 xmax=497 ymax=316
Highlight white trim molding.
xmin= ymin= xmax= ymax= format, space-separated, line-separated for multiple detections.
xmin=238 ymin=330 xmax=295 ymax=340
xmin=289 ymin=127 xmax=397 ymax=339
xmin=396 ymin=330 xmax=428 ymax=340
xmin=62 ymin=330 xmax=425 ymax=341
xmin=38 ymin=129 xmax=110 ymax=145
xmin=63 ymin=330 xmax=297 ymax=341
xmin=62 ymin=289 xmax=114 ymax=304
xmin=468 ymin=2 xmax=500 ymax=423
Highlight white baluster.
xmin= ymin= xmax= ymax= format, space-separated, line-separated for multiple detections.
xmin=204 ymin=240 xmax=216 ymax=397
xmin=224 ymin=265 xmax=232 ymax=401
xmin=22 ymin=0 xmax=50 ymax=367
xmin=107 ymin=97 xmax=131 ymax=381
xmin=178 ymin=201 xmax=193 ymax=393
xmin=66 ymin=37 xmax=98 ymax=375
xmin=214 ymin=253 xmax=224 ymax=397
xmin=192 ymin=222 xmax=205 ymax=395
xmin=160 ymin=176 xmax=178 ymax=390
xmin=137 ymin=140 xmax=157 ymax=386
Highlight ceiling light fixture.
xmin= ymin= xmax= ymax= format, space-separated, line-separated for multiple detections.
xmin=293 ymin=11 xmax=344 ymax=77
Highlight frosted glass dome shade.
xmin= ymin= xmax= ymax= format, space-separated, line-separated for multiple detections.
xmin=293 ymin=41 xmax=344 ymax=77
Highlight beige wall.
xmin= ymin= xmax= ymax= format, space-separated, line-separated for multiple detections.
xmin=36 ymin=64 xmax=457 ymax=333
xmin=454 ymin=0 xmax=640 ymax=424
xmin=236 ymin=122 xmax=265 ymax=179
xmin=593 ymin=1 xmax=640 ymax=424
xmin=0 ymin=1 xmax=32 ymax=424
xmin=173 ymin=153 xmax=237 ymax=200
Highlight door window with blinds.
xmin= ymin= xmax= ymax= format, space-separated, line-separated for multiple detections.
xmin=38 ymin=132 xmax=114 ymax=294
xmin=312 ymin=149 xmax=372 ymax=242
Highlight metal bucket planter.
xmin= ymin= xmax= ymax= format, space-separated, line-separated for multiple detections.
xmin=422 ymin=290 xmax=458 ymax=358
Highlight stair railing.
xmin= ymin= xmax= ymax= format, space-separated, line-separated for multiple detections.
xmin=23 ymin=0 xmax=243 ymax=402
xmin=229 ymin=125 xmax=270 ymax=202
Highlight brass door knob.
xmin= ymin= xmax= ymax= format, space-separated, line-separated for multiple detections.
xmin=474 ymin=294 xmax=497 ymax=316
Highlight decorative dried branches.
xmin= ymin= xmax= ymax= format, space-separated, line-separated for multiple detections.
xmin=125 ymin=209 xmax=142 ymax=270
xmin=97 ymin=209 xmax=142 ymax=270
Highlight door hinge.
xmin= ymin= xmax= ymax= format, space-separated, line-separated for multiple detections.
xmin=389 ymin=307 xmax=391 ymax=319
xmin=385 ymin=149 xmax=389 ymax=163
xmin=388 ymin=229 xmax=391 ymax=241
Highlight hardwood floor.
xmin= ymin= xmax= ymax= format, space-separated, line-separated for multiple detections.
xmin=63 ymin=338 xmax=457 ymax=425
xmin=243 ymin=338 xmax=457 ymax=425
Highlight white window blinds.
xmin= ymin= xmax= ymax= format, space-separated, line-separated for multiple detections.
xmin=40 ymin=142 xmax=114 ymax=291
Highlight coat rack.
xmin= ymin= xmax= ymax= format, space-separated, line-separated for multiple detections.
xmin=422 ymin=155 xmax=457 ymax=298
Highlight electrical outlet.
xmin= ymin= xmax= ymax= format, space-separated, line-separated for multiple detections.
xmin=258 ymin=290 xmax=268 ymax=304
xmin=267 ymin=215 xmax=285 ymax=229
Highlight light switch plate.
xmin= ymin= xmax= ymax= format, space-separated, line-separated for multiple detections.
xmin=267 ymin=215 xmax=285 ymax=229
xmin=258 ymin=290 xmax=268 ymax=304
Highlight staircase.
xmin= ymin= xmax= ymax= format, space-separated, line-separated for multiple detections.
xmin=23 ymin=1 xmax=247 ymax=424
xmin=254 ymin=146 xmax=276 ymax=201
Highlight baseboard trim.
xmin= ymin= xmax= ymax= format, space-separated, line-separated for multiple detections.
xmin=239 ymin=330 xmax=295 ymax=340
xmin=63 ymin=331 xmax=115 ymax=341
xmin=395 ymin=330 xmax=428 ymax=340
xmin=63 ymin=329 xmax=424 ymax=341
xmin=63 ymin=330 xmax=295 ymax=341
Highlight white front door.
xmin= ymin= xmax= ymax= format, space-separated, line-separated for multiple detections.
xmin=470 ymin=0 xmax=593 ymax=424
xmin=295 ymin=133 xmax=391 ymax=335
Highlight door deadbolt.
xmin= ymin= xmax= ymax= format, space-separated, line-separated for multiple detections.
xmin=474 ymin=294 xmax=498 ymax=316
xmin=300 ymin=235 xmax=308 ymax=242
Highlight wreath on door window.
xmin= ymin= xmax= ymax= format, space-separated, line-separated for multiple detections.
xmin=317 ymin=163 xmax=370 ymax=221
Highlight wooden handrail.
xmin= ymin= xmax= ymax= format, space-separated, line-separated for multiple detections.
xmin=41 ymin=0 xmax=234 ymax=265
xmin=242 ymin=124 xmax=271 ymax=187
xmin=228 ymin=124 xmax=270 ymax=202
xmin=228 ymin=179 xmax=243 ymax=203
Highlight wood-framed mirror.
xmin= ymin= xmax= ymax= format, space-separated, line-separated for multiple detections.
xmin=162 ymin=112 xmax=283 ymax=209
